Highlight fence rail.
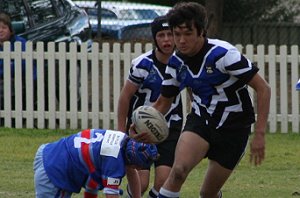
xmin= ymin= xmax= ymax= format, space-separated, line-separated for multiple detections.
xmin=0 ymin=41 xmax=299 ymax=133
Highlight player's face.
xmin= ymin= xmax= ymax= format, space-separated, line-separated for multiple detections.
xmin=0 ymin=22 xmax=11 ymax=43
xmin=155 ymin=29 xmax=175 ymax=55
xmin=172 ymin=23 xmax=204 ymax=56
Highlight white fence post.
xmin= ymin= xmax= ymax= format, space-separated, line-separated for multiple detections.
xmin=268 ymin=45 xmax=277 ymax=133
xmin=291 ymin=45 xmax=300 ymax=132
xmin=36 ymin=42 xmax=45 ymax=129
xmin=102 ymin=43 xmax=110 ymax=129
xmin=58 ymin=42 xmax=67 ymax=129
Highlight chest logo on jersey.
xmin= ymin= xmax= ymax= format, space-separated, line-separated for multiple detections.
xmin=206 ymin=66 xmax=214 ymax=74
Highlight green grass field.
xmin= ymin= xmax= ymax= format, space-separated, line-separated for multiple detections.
xmin=0 ymin=128 xmax=299 ymax=198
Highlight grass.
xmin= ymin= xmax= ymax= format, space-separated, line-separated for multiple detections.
xmin=0 ymin=128 xmax=299 ymax=197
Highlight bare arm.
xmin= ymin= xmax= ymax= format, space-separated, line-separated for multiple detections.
xmin=117 ymin=80 xmax=142 ymax=198
xmin=247 ymin=73 xmax=271 ymax=166
xmin=117 ymin=80 xmax=139 ymax=132
xmin=153 ymin=95 xmax=174 ymax=115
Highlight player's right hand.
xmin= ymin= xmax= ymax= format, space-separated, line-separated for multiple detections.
xmin=129 ymin=123 xmax=153 ymax=143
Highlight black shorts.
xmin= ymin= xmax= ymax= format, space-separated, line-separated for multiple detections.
xmin=142 ymin=127 xmax=180 ymax=170
xmin=183 ymin=112 xmax=251 ymax=170
xmin=154 ymin=137 xmax=179 ymax=168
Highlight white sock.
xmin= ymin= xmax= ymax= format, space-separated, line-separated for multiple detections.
xmin=159 ymin=187 xmax=180 ymax=198
xmin=148 ymin=187 xmax=159 ymax=198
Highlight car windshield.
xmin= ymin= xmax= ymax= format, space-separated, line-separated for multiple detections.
xmin=116 ymin=9 xmax=159 ymax=20
xmin=118 ymin=10 xmax=136 ymax=20
xmin=134 ymin=9 xmax=159 ymax=20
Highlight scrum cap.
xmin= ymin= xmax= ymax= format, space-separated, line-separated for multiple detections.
xmin=151 ymin=15 xmax=169 ymax=39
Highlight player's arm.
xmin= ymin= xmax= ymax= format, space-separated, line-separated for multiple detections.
xmin=117 ymin=81 xmax=142 ymax=198
xmin=247 ymin=73 xmax=271 ymax=166
xmin=153 ymin=95 xmax=174 ymax=115
xmin=117 ymin=80 xmax=139 ymax=132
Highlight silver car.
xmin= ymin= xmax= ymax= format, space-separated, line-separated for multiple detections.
xmin=74 ymin=1 xmax=171 ymax=40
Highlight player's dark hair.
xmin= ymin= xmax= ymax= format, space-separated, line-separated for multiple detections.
xmin=167 ymin=2 xmax=208 ymax=37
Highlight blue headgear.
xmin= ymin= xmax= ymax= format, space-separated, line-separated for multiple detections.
xmin=125 ymin=139 xmax=159 ymax=169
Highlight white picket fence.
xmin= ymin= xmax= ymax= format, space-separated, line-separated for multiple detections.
xmin=0 ymin=41 xmax=299 ymax=133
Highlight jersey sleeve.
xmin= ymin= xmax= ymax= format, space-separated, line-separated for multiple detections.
xmin=128 ymin=53 xmax=152 ymax=86
xmin=222 ymin=47 xmax=259 ymax=84
xmin=100 ymin=156 xmax=125 ymax=195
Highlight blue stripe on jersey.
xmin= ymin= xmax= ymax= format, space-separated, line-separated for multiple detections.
xmin=162 ymin=39 xmax=258 ymax=128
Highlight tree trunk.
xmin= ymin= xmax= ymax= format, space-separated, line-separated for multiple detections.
xmin=205 ymin=0 xmax=224 ymax=38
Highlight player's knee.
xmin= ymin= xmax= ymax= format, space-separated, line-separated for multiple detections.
xmin=171 ymin=164 xmax=189 ymax=182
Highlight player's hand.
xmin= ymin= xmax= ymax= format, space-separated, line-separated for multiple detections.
xmin=250 ymin=132 xmax=265 ymax=166
xmin=129 ymin=123 xmax=153 ymax=143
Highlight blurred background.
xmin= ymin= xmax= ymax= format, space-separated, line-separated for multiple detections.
xmin=75 ymin=0 xmax=300 ymax=46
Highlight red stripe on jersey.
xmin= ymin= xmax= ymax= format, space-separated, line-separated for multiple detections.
xmin=81 ymin=129 xmax=96 ymax=172
xmin=86 ymin=177 xmax=99 ymax=189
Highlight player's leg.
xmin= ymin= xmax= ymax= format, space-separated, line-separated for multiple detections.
xmin=138 ymin=169 xmax=150 ymax=195
xmin=158 ymin=131 xmax=209 ymax=197
xmin=126 ymin=167 xmax=141 ymax=198
xmin=148 ymin=165 xmax=171 ymax=198
xmin=148 ymin=137 xmax=178 ymax=198
xmin=200 ymin=160 xmax=231 ymax=198
xmin=200 ymin=127 xmax=251 ymax=198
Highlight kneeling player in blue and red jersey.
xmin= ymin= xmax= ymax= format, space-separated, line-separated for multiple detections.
xmin=33 ymin=129 xmax=159 ymax=198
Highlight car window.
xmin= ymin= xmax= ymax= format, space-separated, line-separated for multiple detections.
xmin=134 ymin=10 xmax=159 ymax=20
xmin=118 ymin=10 xmax=137 ymax=20
xmin=101 ymin=8 xmax=117 ymax=19
xmin=0 ymin=0 xmax=30 ymax=31
xmin=27 ymin=0 xmax=58 ymax=26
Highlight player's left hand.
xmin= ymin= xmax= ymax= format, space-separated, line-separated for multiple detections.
xmin=250 ymin=132 xmax=265 ymax=166
xmin=129 ymin=123 xmax=153 ymax=143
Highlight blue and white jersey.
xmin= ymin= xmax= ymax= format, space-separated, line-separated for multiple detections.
xmin=161 ymin=39 xmax=258 ymax=129
xmin=127 ymin=50 xmax=183 ymax=139
xmin=43 ymin=129 xmax=127 ymax=195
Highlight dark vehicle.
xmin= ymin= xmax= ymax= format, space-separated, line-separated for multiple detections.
xmin=0 ymin=0 xmax=93 ymax=116
xmin=1 ymin=0 xmax=92 ymax=48
xmin=74 ymin=1 xmax=170 ymax=40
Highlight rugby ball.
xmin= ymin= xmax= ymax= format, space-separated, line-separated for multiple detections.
xmin=132 ymin=106 xmax=169 ymax=144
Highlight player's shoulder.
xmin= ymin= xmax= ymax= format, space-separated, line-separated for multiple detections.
xmin=208 ymin=38 xmax=237 ymax=51
xmin=132 ymin=50 xmax=154 ymax=66
xmin=169 ymin=51 xmax=184 ymax=67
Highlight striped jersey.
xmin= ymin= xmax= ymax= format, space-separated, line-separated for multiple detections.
xmin=161 ymin=39 xmax=258 ymax=129
xmin=127 ymin=50 xmax=183 ymax=138
xmin=43 ymin=129 xmax=127 ymax=195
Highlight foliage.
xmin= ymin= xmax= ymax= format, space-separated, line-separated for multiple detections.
xmin=223 ymin=0 xmax=300 ymax=23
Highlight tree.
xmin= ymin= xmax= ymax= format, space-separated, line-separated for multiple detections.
xmin=205 ymin=0 xmax=224 ymax=38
